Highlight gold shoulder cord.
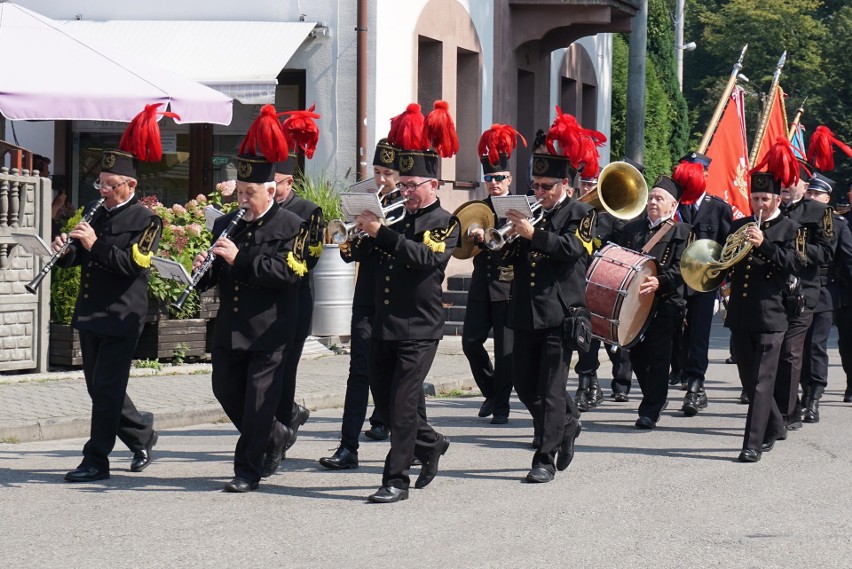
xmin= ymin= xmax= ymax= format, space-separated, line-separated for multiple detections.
xmin=822 ymin=207 xmax=834 ymax=239
xmin=131 ymin=219 xmax=161 ymax=268
xmin=795 ymin=227 xmax=808 ymax=262
xmin=308 ymin=211 xmax=324 ymax=258
xmin=575 ymin=209 xmax=596 ymax=255
xmin=423 ymin=219 xmax=459 ymax=254
xmin=287 ymin=226 xmax=309 ymax=277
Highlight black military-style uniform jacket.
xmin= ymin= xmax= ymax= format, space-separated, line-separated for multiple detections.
xmin=619 ymin=216 xmax=691 ymax=309
xmin=350 ymin=199 xmax=459 ymax=341
xmin=592 ymin=211 xmax=628 ymax=253
xmin=278 ymin=192 xmax=324 ymax=341
xmin=782 ymin=198 xmax=834 ymax=309
xmin=503 ymin=197 xmax=596 ymax=331
xmin=58 ymin=195 xmax=162 ymax=338
xmin=725 ymin=213 xmax=806 ymax=333
xmin=824 ymin=213 xmax=852 ymax=309
xmin=468 ymin=197 xmax=512 ymax=303
xmin=677 ymin=193 xmax=733 ymax=244
xmin=198 ymin=203 xmax=308 ymax=351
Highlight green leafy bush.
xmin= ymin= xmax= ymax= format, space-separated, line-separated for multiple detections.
xmin=49 ymin=208 xmax=83 ymax=324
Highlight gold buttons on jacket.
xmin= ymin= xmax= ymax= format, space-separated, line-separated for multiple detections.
xmin=530 ymin=272 xmax=536 ymax=278
xmin=384 ymin=300 xmax=389 ymax=305
xmin=385 ymin=276 xmax=390 ymax=282
xmin=233 ymin=307 xmax=239 ymax=313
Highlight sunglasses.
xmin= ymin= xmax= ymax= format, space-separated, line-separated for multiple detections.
xmin=529 ymin=181 xmax=556 ymax=191
xmin=484 ymin=174 xmax=510 ymax=183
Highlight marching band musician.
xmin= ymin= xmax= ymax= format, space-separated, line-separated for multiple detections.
xmin=726 ymin=164 xmax=806 ymax=462
xmin=461 ymin=124 xmax=524 ymax=425
xmin=351 ymin=102 xmax=460 ymax=503
xmin=55 ymin=105 xmax=166 ymax=483
xmin=193 ymin=105 xmax=310 ymax=492
xmin=801 ymin=173 xmax=852 ymax=418
xmin=501 ymin=110 xmax=595 ymax=483
xmin=269 ymin=107 xmax=324 ymax=466
xmin=775 ymin=160 xmax=834 ymax=430
xmin=670 ymin=152 xmax=733 ymax=416
xmin=318 ymin=138 xmax=400 ymax=470
xmin=620 ymin=176 xmax=691 ymax=429
xmin=839 ymin=183 xmax=852 ymax=403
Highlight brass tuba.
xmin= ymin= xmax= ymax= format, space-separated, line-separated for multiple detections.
xmin=680 ymin=213 xmax=762 ymax=292
xmin=578 ymin=161 xmax=648 ymax=220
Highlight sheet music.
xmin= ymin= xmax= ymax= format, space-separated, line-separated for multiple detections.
xmin=11 ymin=233 xmax=53 ymax=257
xmin=204 ymin=205 xmax=225 ymax=231
xmin=347 ymin=178 xmax=379 ymax=194
xmin=340 ymin=192 xmax=384 ymax=222
xmin=151 ymin=256 xmax=192 ymax=285
xmin=491 ymin=195 xmax=534 ymax=220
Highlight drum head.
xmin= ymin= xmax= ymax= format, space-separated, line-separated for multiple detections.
xmin=617 ymin=260 xmax=658 ymax=347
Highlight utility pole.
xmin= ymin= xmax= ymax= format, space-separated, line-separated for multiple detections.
xmin=625 ymin=0 xmax=647 ymax=165
xmin=675 ymin=0 xmax=684 ymax=90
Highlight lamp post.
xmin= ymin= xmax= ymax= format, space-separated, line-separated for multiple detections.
xmin=675 ymin=0 xmax=696 ymax=90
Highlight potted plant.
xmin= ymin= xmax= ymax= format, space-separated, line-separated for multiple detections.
xmin=292 ymin=172 xmax=354 ymax=337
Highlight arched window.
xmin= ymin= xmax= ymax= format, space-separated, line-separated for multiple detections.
xmin=559 ymin=43 xmax=598 ymax=129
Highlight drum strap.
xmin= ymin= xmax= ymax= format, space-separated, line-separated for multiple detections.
xmin=641 ymin=219 xmax=675 ymax=255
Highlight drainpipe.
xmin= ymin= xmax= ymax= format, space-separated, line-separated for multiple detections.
xmin=356 ymin=0 xmax=368 ymax=181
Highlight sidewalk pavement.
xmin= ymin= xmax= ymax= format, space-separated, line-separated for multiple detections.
xmin=0 ymin=336 xmax=480 ymax=443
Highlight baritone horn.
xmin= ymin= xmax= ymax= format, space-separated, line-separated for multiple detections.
xmin=452 ymin=200 xmax=495 ymax=259
xmin=579 ymin=161 xmax=648 ymax=220
xmin=680 ymin=211 xmax=762 ymax=292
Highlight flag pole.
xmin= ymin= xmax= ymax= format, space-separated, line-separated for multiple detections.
xmin=787 ymin=97 xmax=808 ymax=141
xmin=697 ymin=44 xmax=748 ymax=154
xmin=748 ymin=51 xmax=787 ymax=165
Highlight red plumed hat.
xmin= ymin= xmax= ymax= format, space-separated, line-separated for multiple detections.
xmin=422 ymin=100 xmax=459 ymax=158
xmin=281 ymin=104 xmax=321 ymax=159
xmin=576 ymin=131 xmax=607 ymax=179
xmin=545 ymin=106 xmax=582 ymax=159
xmin=119 ymin=103 xmax=181 ymax=163
xmin=750 ymin=136 xmax=799 ymax=189
xmin=238 ymin=104 xmax=289 ymax=163
xmin=388 ymin=103 xmax=427 ymax=151
xmin=672 ymin=161 xmax=706 ymax=205
xmin=807 ymin=125 xmax=852 ymax=172
xmin=477 ymin=124 xmax=527 ymax=166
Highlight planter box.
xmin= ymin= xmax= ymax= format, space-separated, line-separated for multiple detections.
xmin=134 ymin=318 xmax=207 ymax=361
xmin=146 ymin=298 xmax=169 ymax=323
xmin=48 ymin=322 xmax=82 ymax=367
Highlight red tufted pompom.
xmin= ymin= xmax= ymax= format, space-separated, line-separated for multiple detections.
xmin=388 ymin=103 xmax=427 ymax=151
xmin=238 ymin=104 xmax=289 ymax=163
xmin=281 ymin=104 xmax=321 ymax=159
xmin=672 ymin=161 xmax=706 ymax=205
xmin=477 ymin=124 xmax=527 ymax=166
xmin=808 ymin=125 xmax=852 ymax=172
xmin=751 ymin=137 xmax=799 ymax=188
xmin=423 ymin=100 xmax=459 ymax=158
xmin=119 ymin=103 xmax=181 ymax=163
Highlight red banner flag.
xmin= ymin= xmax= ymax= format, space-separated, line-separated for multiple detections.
xmin=751 ymin=85 xmax=789 ymax=168
xmin=706 ymin=86 xmax=751 ymax=219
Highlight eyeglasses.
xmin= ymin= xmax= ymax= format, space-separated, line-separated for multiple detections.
xmin=396 ymin=180 xmax=431 ymax=192
xmin=529 ymin=181 xmax=557 ymax=191
xmin=93 ymin=179 xmax=129 ymax=192
xmin=484 ymin=174 xmax=510 ymax=183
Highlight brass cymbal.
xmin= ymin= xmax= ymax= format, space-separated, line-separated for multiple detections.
xmin=452 ymin=200 xmax=495 ymax=259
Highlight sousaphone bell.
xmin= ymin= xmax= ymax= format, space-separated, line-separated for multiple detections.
xmin=452 ymin=200 xmax=495 ymax=259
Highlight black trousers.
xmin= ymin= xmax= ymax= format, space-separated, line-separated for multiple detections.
xmin=774 ymin=309 xmax=813 ymax=424
xmin=837 ymin=305 xmax=852 ymax=394
xmin=513 ymin=327 xmax=579 ymax=474
xmin=676 ymin=291 xmax=715 ymax=383
xmin=212 ymin=346 xmax=288 ymax=483
xmin=575 ymin=338 xmax=633 ymax=393
xmin=339 ymin=307 xmax=386 ymax=452
xmin=630 ymin=304 xmax=677 ymax=421
xmin=462 ymin=298 xmax=514 ymax=417
xmin=78 ymin=331 xmax=153 ymax=471
xmin=274 ymin=337 xmax=305 ymax=426
xmin=802 ymin=309 xmax=833 ymax=399
xmin=369 ymin=339 xmax=442 ymax=490
xmin=731 ymin=329 xmax=786 ymax=451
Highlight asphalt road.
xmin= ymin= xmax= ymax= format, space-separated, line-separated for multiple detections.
xmin=2 ymin=375 xmax=850 ymax=569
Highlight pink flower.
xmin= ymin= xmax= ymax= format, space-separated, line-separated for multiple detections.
xmin=195 ymin=194 xmax=208 ymax=204
xmin=171 ymin=204 xmax=187 ymax=215
xmin=217 ymin=180 xmax=236 ymax=197
xmin=171 ymin=225 xmax=186 ymax=236
xmin=186 ymin=223 xmax=203 ymax=237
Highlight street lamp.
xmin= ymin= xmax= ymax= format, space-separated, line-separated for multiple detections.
xmin=676 ymin=41 xmax=696 ymax=91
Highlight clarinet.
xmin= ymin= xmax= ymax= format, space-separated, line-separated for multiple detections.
xmin=25 ymin=197 xmax=106 ymax=294
xmin=171 ymin=207 xmax=248 ymax=310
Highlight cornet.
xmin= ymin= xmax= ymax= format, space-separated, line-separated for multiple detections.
xmin=484 ymin=198 xmax=545 ymax=250
xmin=327 ymin=193 xmax=408 ymax=244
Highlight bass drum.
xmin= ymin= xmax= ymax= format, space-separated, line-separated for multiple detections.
xmin=584 ymin=243 xmax=658 ymax=348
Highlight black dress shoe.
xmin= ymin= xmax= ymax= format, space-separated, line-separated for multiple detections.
xmin=411 ymin=457 xmax=422 ymax=467
xmin=682 ymin=391 xmax=708 ymax=416
xmin=261 ymin=426 xmax=294 ymax=478
xmin=286 ymin=405 xmax=311 ymax=451
xmin=612 ymin=392 xmax=629 ymax=402
xmin=787 ymin=420 xmax=803 ymax=431
xmin=725 ymin=357 xmax=736 ymax=364
xmin=224 ymin=477 xmax=259 ymax=493
xmin=478 ymin=399 xmax=494 ymax=418
xmin=64 ymin=465 xmax=110 ymax=483
xmin=844 ymin=391 xmax=852 ymax=403
xmin=368 ymin=486 xmax=409 ymax=503
xmin=737 ymin=449 xmax=761 ymax=463
xmin=556 ymin=418 xmax=582 ymax=471
xmin=803 ymin=399 xmax=820 ymax=423
xmin=760 ymin=440 xmax=775 ymax=453
xmin=490 ymin=414 xmax=508 ymax=425
xmin=739 ymin=391 xmax=750 ymax=405
xmin=525 ymin=467 xmax=554 ymax=483
xmin=364 ymin=424 xmax=389 ymax=441
xmin=635 ymin=416 xmax=656 ymax=430
xmin=319 ymin=446 xmax=359 ymax=470
xmin=130 ymin=431 xmax=158 ymax=473
xmin=668 ymin=372 xmax=682 ymax=386
xmin=415 ymin=436 xmax=450 ymax=489
xmin=574 ymin=389 xmax=590 ymax=413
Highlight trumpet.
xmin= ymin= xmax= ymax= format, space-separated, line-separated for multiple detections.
xmin=327 ymin=195 xmax=408 ymax=244
xmin=26 ymin=197 xmax=106 ymax=294
xmin=172 ymin=207 xmax=248 ymax=310
xmin=484 ymin=198 xmax=545 ymax=250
